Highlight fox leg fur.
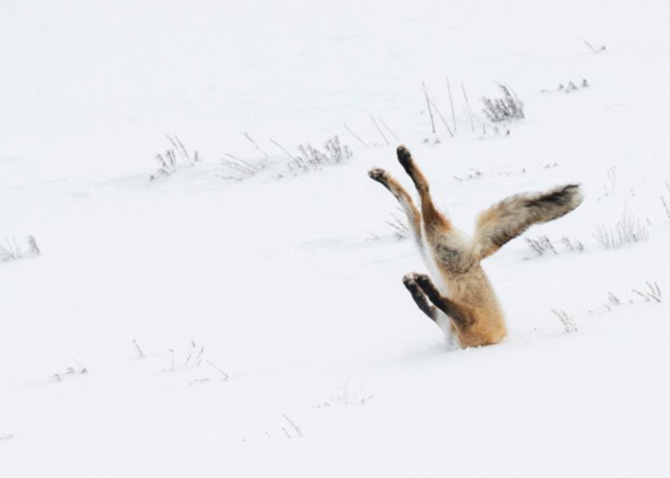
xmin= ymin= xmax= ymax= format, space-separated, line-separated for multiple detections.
xmin=402 ymin=274 xmax=437 ymax=321
xmin=368 ymin=167 xmax=424 ymax=250
xmin=407 ymin=273 xmax=474 ymax=330
xmin=395 ymin=145 xmax=453 ymax=240
xmin=396 ymin=145 xmax=476 ymax=275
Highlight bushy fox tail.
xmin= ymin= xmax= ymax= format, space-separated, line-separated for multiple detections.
xmin=473 ymin=184 xmax=583 ymax=260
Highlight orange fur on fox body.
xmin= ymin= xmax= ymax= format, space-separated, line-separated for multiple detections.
xmin=369 ymin=146 xmax=583 ymax=348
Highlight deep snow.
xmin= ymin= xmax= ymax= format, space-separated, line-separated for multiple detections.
xmin=2 ymin=1 xmax=670 ymax=477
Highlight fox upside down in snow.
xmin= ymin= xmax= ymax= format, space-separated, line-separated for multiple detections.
xmin=369 ymin=146 xmax=583 ymax=348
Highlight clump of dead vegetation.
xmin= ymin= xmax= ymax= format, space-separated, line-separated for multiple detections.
xmin=525 ymin=235 xmax=585 ymax=257
xmin=481 ymin=84 xmax=525 ymax=123
xmin=593 ymin=210 xmax=649 ymax=249
xmin=150 ymin=136 xmax=201 ymax=180
xmin=604 ymin=282 xmax=662 ymax=311
xmin=0 ymin=236 xmax=40 ymax=264
xmin=220 ymin=135 xmax=352 ymax=181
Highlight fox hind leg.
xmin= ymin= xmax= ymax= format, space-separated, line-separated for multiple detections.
xmin=395 ymin=146 xmax=452 ymax=239
xmin=410 ymin=273 xmax=474 ymax=330
xmin=396 ymin=146 xmax=474 ymax=273
xmin=402 ymin=274 xmax=437 ymax=322
xmin=368 ymin=167 xmax=424 ymax=249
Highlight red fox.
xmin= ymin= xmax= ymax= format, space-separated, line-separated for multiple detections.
xmin=369 ymin=146 xmax=583 ymax=348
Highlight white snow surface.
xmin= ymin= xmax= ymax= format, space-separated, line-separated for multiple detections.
xmin=2 ymin=0 xmax=670 ymax=476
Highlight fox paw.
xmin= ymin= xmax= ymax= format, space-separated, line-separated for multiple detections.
xmin=413 ymin=273 xmax=432 ymax=288
xmin=368 ymin=168 xmax=388 ymax=182
xmin=402 ymin=273 xmax=421 ymax=288
xmin=396 ymin=145 xmax=413 ymax=170
xmin=413 ymin=274 xmax=441 ymax=301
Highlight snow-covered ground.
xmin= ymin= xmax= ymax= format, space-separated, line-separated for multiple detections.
xmin=2 ymin=1 xmax=670 ymax=476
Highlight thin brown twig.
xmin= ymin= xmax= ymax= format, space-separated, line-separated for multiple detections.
xmin=422 ymin=82 xmax=436 ymax=134
xmin=447 ymin=77 xmax=457 ymax=133
xmin=377 ymin=117 xmax=401 ymax=144
xmin=428 ymin=97 xmax=454 ymax=138
xmin=371 ymin=117 xmax=390 ymax=145
xmin=343 ymin=123 xmax=369 ymax=149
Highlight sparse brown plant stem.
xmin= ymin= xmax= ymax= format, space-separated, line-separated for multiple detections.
xmin=461 ymin=82 xmax=476 ymax=133
xmin=428 ymin=97 xmax=455 ymax=138
xmin=661 ymin=196 xmax=670 ymax=219
xmin=132 ymin=339 xmax=145 ymax=359
xmin=150 ymin=137 xmax=199 ymax=180
xmin=220 ymin=155 xmax=260 ymax=176
xmin=422 ymin=82 xmax=436 ymax=134
xmin=244 ymin=132 xmax=269 ymax=159
xmin=167 ymin=135 xmax=191 ymax=163
xmin=632 ymin=282 xmax=662 ymax=303
xmin=446 ymin=77 xmax=457 ymax=133
xmin=377 ymin=117 xmax=401 ymax=144
xmin=552 ymin=309 xmax=578 ymax=333
xmin=205 ymin=360 xmax=230 ymax=380
xmin=282 ymin=414 xmax=303 ymax=438
xmin=580 ymin=37 xmax=606 ymax=54
xmin=343 ymin=123 xmax=369 ymax=148
xmin=371 ymin=116 xmax=390 ymax=145
xmin=270 ymin=139 xmax=296 ymax=160
xmin=1 ymin=236 xmax=40 ymax=263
